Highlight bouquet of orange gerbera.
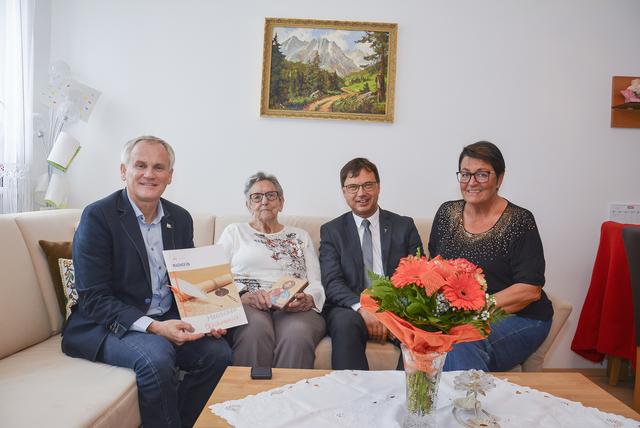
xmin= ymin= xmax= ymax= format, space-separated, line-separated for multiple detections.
xmin=361 ymin=253 xmax=508 ymax=425
xmin=361 ymin=254 xmax=508 ymax=354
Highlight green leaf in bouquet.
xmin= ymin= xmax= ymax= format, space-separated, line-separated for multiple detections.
xmin=406 ymin=301 xmax=426 ymax=316
xmin=368 ymin=271 xmax=388 ymax=286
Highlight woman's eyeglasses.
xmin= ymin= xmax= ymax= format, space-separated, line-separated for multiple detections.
xmin=248 ymin=191 xmax=280 ymax=203
xmin=456 ymin=171 xmax=492 ymax=183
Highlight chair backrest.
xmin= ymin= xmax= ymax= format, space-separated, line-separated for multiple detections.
xmin=622 ymin=226 xmax=640 ymax=345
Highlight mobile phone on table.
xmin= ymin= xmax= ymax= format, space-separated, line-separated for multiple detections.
xmin=250 ymin=366 xmax=272 ymax=380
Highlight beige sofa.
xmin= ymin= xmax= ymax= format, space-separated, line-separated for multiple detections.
xmin=0 ymin=210 xmax=572 ymax=427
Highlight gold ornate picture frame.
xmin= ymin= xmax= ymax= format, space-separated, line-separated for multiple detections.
xmin=260 ymin=18 xmax=397 ymax=123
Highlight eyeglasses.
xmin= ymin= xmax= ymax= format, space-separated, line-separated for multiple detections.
xmin=343 ymin=181 xmax=378 ymax=194
xmin=456 ymin=171 xmax=492 ymax=183
xmin=248 ymin=191 xmax=280 ymax=203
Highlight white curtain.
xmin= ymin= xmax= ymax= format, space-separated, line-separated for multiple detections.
xmin=0 ymin=0 xmax=35 ymax=214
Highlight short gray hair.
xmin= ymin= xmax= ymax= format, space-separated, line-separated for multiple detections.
xmin=244 ymin=171 xmax=284 ymax=197
xmin=121 ymin=135 xmax=175 ymax=169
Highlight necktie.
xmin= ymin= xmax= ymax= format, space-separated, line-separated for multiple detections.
xmin=362 ymin=219 xmax=373 ymax=288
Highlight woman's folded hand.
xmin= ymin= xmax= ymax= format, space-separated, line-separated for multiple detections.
xmin=285 ymin=293 xmax=315 ymax=312
xmin=240 ymin=289 xmax=273 ymax=311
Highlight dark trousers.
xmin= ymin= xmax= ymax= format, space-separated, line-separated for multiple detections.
xmin=97 ymin=315 xmax=232 ymax=427
xmin=324 ymin=306 xmax=369 ymax=370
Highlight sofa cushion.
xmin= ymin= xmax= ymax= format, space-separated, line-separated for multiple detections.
xmin=38 ymin=240 xmax=72 ymax=317
xmin=58 ymin=258 xmax=78 ymax=318
xmin=0 ymin=216 xmax=51 ymax=359
xmin=191 ymin=213 xmax=216 ymax=247
xmin=0 ymin=335 xmax=140 ymax=428
xmin=412 ymin=218 xmax=432 ymax=253
xmin=15 ymin=209 xmax=81 ymax=334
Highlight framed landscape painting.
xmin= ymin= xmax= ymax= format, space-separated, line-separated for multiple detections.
xmin=260 ymin=18 xmax=397 ymax=122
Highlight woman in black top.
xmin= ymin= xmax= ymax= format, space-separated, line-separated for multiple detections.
xmin=429 ymin=141 xmax=553 ymax=371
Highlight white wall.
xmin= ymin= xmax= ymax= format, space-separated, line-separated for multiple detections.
xmin=43 ymin=0 xmax=639 ymax=368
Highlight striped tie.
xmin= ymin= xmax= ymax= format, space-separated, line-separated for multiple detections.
xmin=362 ymin=219 xmax=373 ymax=288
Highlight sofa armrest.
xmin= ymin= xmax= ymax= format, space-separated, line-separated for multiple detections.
xmin=522 ymin=291 xmax=573 ymax=371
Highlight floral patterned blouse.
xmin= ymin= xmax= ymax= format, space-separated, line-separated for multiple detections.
xmin=217 ymin=223 xmax=325 ymax=312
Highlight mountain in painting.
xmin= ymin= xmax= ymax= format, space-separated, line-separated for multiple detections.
xmin=280 ymin=36 xmax=360 ymax=77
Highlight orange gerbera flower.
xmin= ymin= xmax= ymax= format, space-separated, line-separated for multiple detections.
xmin=391 ymin=256 xmax=428 ymax=288
xmin=391 ymin=256 xmax=445 ymax=295
xmin=430 ymin=256 xmax=457 ymax=279
xmin=421 ymin=263 xmax=447 ymax=296
xmin=442 ymin=273 xmax=486 ymax=310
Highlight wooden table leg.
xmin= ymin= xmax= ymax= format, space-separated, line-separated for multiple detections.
xmin=609 ymin=356 xmax=622 ymax=386
xmin=634 ymin=347 xmax=640 ymax=412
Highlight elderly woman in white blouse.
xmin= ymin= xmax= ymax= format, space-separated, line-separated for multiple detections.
xmin=217 ymin=172 xmax=326 ymax=369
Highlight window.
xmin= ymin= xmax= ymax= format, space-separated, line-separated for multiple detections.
xmin=0 ymin=0 xmax=35 ymax=213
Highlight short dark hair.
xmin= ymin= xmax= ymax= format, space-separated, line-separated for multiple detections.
xmin=339 ymin=158 xmax=380 ymax=187
xmin=458 ymin=141 xmax=505 ymax=178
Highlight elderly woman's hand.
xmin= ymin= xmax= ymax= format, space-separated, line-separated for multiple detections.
xmin=240 ymin=289 xmax=273 ymax=311
xmin=284 ymin=292 xmax=315 ymax=312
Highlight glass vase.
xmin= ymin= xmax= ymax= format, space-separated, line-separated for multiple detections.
xmin=401 ymin=344 xmax=447 ymax=428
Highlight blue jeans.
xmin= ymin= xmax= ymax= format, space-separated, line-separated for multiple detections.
xmin=443 ymin=315 xmax=551 ymax=371
xmin=98 ymin=328 xmax=232 ymax=427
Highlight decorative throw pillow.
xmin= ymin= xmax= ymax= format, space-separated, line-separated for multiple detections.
xmin=38 ymin=240 xmax=72 ymax=317
xmin=58 ymin=258 xmax=78 ymax=319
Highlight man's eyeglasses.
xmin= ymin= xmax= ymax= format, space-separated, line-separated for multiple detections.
xmin=456 ymin=171 xmax=492 ymax=183
xmin=248 ymin=191 xmax=280 ymax=203
xmin=343 ymin=181 xmax=378 ymax=194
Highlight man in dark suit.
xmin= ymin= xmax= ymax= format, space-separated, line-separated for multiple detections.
xmin=62 ymin=136 xmax=232 ymax=428
xmin=320 ymin=158 xmax=423 ymax=370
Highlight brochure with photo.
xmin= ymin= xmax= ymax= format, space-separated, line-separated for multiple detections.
xmin=163 ymin=245 xmax=247 ymax=332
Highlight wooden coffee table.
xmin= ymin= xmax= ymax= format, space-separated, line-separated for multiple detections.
xmin=194 ymin=367 xmax=640 ymax=427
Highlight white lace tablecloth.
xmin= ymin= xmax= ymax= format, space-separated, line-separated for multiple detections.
xmin=210 ymin=370 xmax=638 ymax=428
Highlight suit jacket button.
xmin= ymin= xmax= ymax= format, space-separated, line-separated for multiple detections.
xmin=144 ymin=298 xmax=151 ymax=304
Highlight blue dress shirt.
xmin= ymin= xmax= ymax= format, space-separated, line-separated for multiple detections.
xmin=127 ymin=193 xmax=173 ymax=332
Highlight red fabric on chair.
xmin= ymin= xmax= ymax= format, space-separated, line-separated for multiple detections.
xmin=571 ymin=221 xmax=636 ymax=365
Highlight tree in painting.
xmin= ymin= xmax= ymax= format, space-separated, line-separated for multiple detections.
xmin=355 ymin=31 xmax=388 ymax=103
xmin=269 ymin=34 xmax=288 ymax=107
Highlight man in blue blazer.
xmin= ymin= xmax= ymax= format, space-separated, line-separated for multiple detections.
xmin=62 ymin=136 xmax=232 ymax=428
xmin=320 ymin=158 xmax=423 ymax=370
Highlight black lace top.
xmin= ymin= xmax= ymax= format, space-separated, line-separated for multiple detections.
xmin=428 ymin=200 xmax=553 ymax=320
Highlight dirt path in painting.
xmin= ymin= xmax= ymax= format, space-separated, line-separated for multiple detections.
xmin=303 ymin=89 xmax=355 ymax=112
